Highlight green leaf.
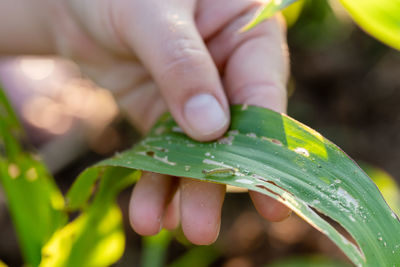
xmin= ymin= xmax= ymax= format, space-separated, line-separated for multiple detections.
xmin=339 ymin=0 xmax=400 ymax=50
xmin=41 ymin=168 xmax=140 ymax=267
xmin=65 ymin=167 xmax=103 ymax=211
xmin=66 ymin=165 xmax=140 ymax=211
xmin=0 ymin=88 xmax=67 ymax=266
xmin=98 ymin=106 xmax=400 ymax=266
xmin=0 ymin=259 xmax=8 ymax=267
xmin=40 ymin=204 xmax=125 ymax=267
xmin=282 ymin=0 xmax=305 ymax=27
xmin=0 ymin=157 xmax=67 ymax=265
xmin=241 ymin=0 xmax=299 ymax=31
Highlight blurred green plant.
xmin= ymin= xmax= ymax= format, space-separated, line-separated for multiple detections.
xmin=244 ymin=0 xmax=400 ymax=50
xmin=361 ymin=162 xmax=400 ymax=216
xmin=139 ymin=228 xmax=219 ymax=267
xmin=0 ymin=88 xmax=138 ymax=267
xmin=167 ymin=245 xmax=219 ymax=267
xmin=40 ymin=167 xmax=139 ymax=267
xmin=0 ymin=88 xmax=67 ymax=266
xmin=288 ymin=0 xmax=352 ymax=48
xmin=141 ymin=230 xmax=172 ymax=267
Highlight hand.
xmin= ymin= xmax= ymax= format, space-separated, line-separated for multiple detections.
xmin=49 ymin=0 xmax=291 ymax=244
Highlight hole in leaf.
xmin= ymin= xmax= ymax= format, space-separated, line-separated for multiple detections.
xmin=309 ymin=206 xmax=362 ymax=255
xmin=255 ymin=184 xmax=285 ymax=202
xmin=261 ymin=137 xmax=283 ymax=146
xmin=146 ymin=151 xmax=155 ymax=157
xmin=271 ymin=139 xmax=283 ymax=146
xmin=252 ymin=175 xmax=294 ymax=197
xmin=265 ymin=180 xmax=294 ymax=197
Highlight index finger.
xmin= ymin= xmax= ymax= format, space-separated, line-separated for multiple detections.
xmin=207 ymin=10 xmax=288 ymax=111
xmin=208 ymin=10 xmax=291 ymax=221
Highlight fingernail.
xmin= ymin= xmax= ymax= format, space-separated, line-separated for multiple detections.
xmin=184 ymin=94 xmax=228 ymax=136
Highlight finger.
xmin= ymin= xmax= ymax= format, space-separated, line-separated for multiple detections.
xmin=250 ymin=191 xmax=291 ymax=222
xmin=224 ymin=14 xmax=288 ymax=111
xmin=180 ymin=179 xmax=225 ymax=245
xmin=195 ymin=0 xmax=260 ymax=39
xmin=208 ymin=10 xmax=289 ymax=110
xmin=129 ymin=172 xmax=177 ymax=235
xmin=116 ymin=0 xmax=230 ymax=141
xmin=226 ymin=14 xmax=291 ymax=220
xmin=208 ymin=10 xmax=291 ymax=220
xmin=163 ymin=189 xmax=180 ymax=230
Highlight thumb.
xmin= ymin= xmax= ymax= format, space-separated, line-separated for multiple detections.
xmin=118 ymin=0 xmax=230 ymax=141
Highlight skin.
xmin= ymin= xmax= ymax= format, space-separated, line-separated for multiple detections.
xmin=0 ymin=0 xmax=291 ymax=245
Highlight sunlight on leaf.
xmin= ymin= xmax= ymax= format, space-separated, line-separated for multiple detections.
xmin=282 ymin=0 xmax=305 ymax=27
xmin=40 ymin=168 xmax=140 ymax=267
xmin=40 ymin=204 xmax=124 ymax=267
xmin=283 ymin=116 xmax=328 ymax=160
xmin=339 ymin=0 xmax=400 ymax=50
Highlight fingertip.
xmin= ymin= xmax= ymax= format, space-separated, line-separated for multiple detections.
xmin=184 ymin=218 xmax=221 ymax=246
xmin=249 ymin=191 xmax=292 ymax=222
xmin=182 ymin=93 xmax=230 ymax=141
xmin=129 ymin=195 xmax=163 ymax=236
xmin=129 ymin=172 xmax=175 ymax=236
xmin=180 ymin=179 xmax=225 ymax=245
xmin=162 ymin=190 xmax=180 ymax=231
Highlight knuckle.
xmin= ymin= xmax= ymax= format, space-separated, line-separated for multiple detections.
xmin=159 ymin=37 xmax=210 ymax=79
xmin=247 ymin=15 xmax=282 ymax=39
